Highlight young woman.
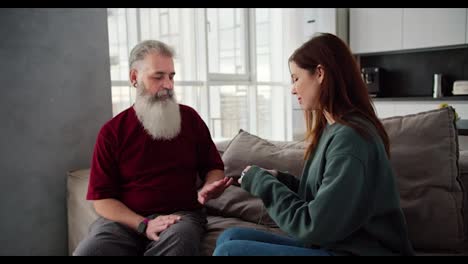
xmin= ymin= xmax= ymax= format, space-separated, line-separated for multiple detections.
xmin=213 ymin=33 xmax=414 ymax=256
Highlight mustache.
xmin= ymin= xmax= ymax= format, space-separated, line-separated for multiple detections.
xmin=139 ymin=88 xmax=175 ymax=102
xmin=156 ymin=88 xmax=174 ymax=98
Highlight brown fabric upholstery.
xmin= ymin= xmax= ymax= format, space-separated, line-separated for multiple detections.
xmin=204 ymin=185 xmax=278 ymax=228
xmin=460 ymin=150 xmax=468 ymax=240
xmin=381 ymin=107 xmax=466 ymax=251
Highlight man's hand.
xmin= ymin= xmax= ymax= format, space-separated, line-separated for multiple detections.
xmin=198 ymin=177 xmax=233 ymax=205
xmin=145 ymin=214 xmax=181 ymax=241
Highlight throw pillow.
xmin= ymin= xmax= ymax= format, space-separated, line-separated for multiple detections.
xmin=208 ymin=129 xmax=306 ymax=227
xmin=222 ymin=129 xmax=306 ymax=181
xmin=382 ymin=107 xmax=465 ymax=251
xmin=214 ymin=140 xmax=231 ymax=157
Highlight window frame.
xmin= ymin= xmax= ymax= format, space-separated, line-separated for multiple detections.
xmin=107 ymin=8 xmax=294 ymax=141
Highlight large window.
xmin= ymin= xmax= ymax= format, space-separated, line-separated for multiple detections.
xmin=107 ymin=8 xmax=302 ymax=141
xmin=207 ymin=9 xmax=247 ymax=76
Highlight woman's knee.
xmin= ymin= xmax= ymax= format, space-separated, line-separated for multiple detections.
xmin=213 ymin=240 xmax=244 ymax=256
xmin=215 ymin=227 xmax=251 ymax=247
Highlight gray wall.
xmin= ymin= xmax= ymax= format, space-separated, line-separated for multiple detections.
xmin=0 ymin=8 xmax=112 ymax=255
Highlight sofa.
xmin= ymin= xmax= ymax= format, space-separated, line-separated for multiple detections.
xmin=67 ymin=107 xmax=468 ymax=255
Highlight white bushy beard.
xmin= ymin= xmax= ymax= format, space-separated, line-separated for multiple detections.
xmin=133 ymin=83 xmax=181 ymax=140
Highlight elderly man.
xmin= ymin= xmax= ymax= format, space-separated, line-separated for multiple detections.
xmin=74 ymin=40 xmax=233 ymax=256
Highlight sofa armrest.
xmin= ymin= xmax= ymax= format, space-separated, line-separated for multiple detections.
xmin=460 ymin=151 xmax=468 ymax=246
xmin=67 ymin=169 xmax=98 ymax=255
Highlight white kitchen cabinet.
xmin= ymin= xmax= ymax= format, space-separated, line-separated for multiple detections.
xmin=302 ymin=8 xmax=348 ymax=44
xmin=403 ymin=8 xmax=467 ymax=50
xmin=302 ymin=8 xmax=318 ymax=41
xmin=350 ymin=8 xmax=468 ymax=54
xmin=350 ymin=8 xmax=403 ymax=54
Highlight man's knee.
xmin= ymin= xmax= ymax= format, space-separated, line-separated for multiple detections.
xmin=73 ymin=237 xmax=102 ymax=256
xmin=73 ymin=218 xmax=140 ymax=256
xmin=74 ymin=235 xmax=140 ymax=256
xmin=145 ymin=234 xmax=200 ymax=256
xmin=163 ymin=217 xmax=205 ymax=240
xmin=161 ymin=224 xmax=202 ymax=247
xmin=145 ymin=221 xmax=203 ymax=256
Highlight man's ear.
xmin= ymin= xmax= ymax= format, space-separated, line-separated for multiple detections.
xmin=129 ymin=69 xmax=138 ymax=87
xmin=316 ymin=64 xmax=325 ymax=84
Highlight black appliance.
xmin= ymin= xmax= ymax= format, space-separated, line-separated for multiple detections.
xmin=361 ymin=67 xmax=382 ymax=97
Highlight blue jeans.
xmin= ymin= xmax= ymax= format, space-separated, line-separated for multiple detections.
xmin=213 ymin=227 xmax=333 ymax=256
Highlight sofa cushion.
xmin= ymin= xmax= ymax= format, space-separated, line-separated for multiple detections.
xmin=221 ymin=129 xmax=306 ymax=181
xmin=381 ymin=107 xmax=466 ymax=251
xmin=205 ymin=185 xmax=278 ymax=228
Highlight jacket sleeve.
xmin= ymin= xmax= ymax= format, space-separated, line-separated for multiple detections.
xmin=242 ymin=154 xmax=371 ymax=247
xmin=276 ymin=171 xmax=300 ymax=193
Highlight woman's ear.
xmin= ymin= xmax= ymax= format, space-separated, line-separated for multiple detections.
xmin=316 ymin=65 xmax=325 ymax=84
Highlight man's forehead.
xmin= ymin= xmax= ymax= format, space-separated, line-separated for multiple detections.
xmin=142 ymin=52 xmax=174 ymax=70
xmin=144 ymin=63 xmax=175 ymax=75
xmin=147 ymin=69 xmax=175 ymax=75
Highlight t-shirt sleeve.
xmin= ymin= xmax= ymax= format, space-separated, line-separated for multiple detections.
xmin=86 ymin=125 xmax=120 ymax=200
xmin=192 ymin=109 xmax=224 ymax=180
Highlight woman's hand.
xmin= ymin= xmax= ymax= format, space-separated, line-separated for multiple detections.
xmin=239 ymin=166 xmax=278 ymax=184
xmin=239 ymin=166 xmax=252 ymax=184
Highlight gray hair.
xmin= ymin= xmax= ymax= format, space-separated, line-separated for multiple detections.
xmin=129 ymin=40 xmax=175 ymax=70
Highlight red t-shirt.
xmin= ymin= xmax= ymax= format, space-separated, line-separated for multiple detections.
xmin=87 ymin=104 xmax=224 ymax=216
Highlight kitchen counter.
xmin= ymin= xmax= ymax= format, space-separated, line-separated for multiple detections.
xmin=373 ymin=96 xmax=468 ymax=102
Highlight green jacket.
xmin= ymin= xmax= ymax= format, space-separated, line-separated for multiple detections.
xmin=241 ymin=120 xmax=414 ymax=256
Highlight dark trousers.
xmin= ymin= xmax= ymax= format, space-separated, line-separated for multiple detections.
xmin=73 ymin=210 xmax=207 ymax=256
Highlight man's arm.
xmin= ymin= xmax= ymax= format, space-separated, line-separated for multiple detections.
xmin=93 ymin=198 xmax=145 ymax=231
xmin=204 ymin=169 xmax=224 ymax=185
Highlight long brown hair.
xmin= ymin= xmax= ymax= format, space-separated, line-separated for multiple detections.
xmin=289 ymin=33 xmax=390 ymax=160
